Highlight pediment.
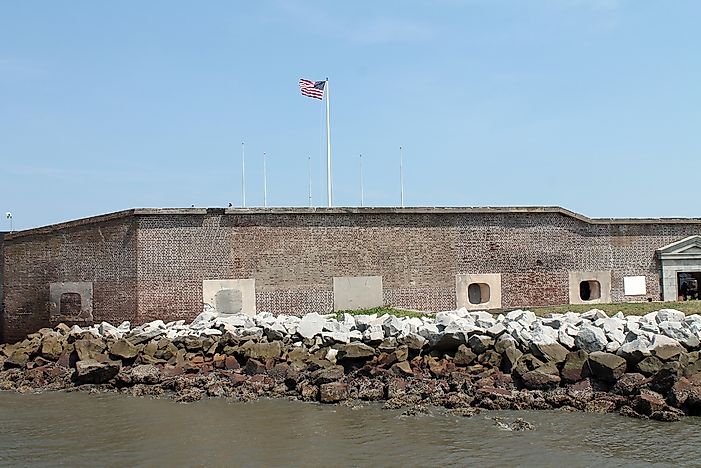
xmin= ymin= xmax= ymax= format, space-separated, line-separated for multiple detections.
xmin=658 ymin=235 xmax=701 ymax=259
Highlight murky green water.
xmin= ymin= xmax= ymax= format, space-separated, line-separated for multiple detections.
xmin=1 ymin=391 xmax=699 ymax=467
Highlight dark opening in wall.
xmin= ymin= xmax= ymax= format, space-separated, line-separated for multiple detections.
xmin=468 ymin=283 xmax=491 ymax=305
xmin=579 ymin=280 xmax=601 ymax=301
xmin=59 ymin=292 xmax=82 ymax=316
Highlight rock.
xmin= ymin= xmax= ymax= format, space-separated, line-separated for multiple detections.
xmin=335 ymin=343 xmax=376 ymax=360
xmin=616 ymin=338 xmax=651 ymax=365
xmin=4 ymin=350 xmax=29 ymax=369
xmin=588 ymin=351 xmax=627 ymax=382
xmin=73 ymin=359 xmax=121 ymax=385
xmin=241 ymin=341 xmax=282 ymax=360
xmin=486 ymin=323 xmax=507 ymax=338
xmin=467 ymin=335 xmax=494 ymax=355
xmin=634 ymin=357 xmax=664 ymax=379
xmin=611 ymin=373 xmax=647 ymax=396
xmin=174 ymin=387 xmax=204 ymax=403
xmin=649 ymin=335 xmax=685 ymax=361
xmin=500 ymin=346 xmax=522 ymax=374
xmin=40 ymin=335 xmax=65 ymax=360
xmin=454 ymin=345 xmax=477 ymax=366
xmin=634 ymin=389 xmax=668 ymax=416
xmin=311 ymin=365 xmax=345 ymax=384
xmin=558 ymin=329 xmax=576 ymax=349
xmin=561 ymin=350 xmax=589 ymax=383
xmin=584 ymin=399 xmax=617 ymax=414
xmin=391 ymin=361 xmax=414 ymax=376
xmin=649 ymin=367 xmax=679 ymax=394
xmin=74 ymin=338 xmax=106 ymax=361
xmin=130 ymin=364 xmax=161 ymax=385
xmin=656 ymin=309 xmax=685 ymax=323
xmin=320 ymin=382 xmax=349 ymax=403
xmin=298 ymin=313 xmax=327 ymax=339
xmin=531 ymin=341 xmax=569 ymax=364
xmin=521 ymin=364 xmax=561 ymax=390
xmin=399 ymin=333 xmax=427 ymax=350
xmin=108 ymin=339 xmax=139 ymax=360
xmin=575 ymin=326 xmax=608 ymax=353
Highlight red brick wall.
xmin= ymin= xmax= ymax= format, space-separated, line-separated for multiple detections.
xmin=135 ymin=211 xmax=699 ymax=320
xmin=3 ymin=208 xmax=701 ymax=342
xmin=1 ymin=218 xmax=137 ymax=343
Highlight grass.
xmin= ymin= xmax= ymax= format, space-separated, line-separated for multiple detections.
xmin=520 ymin=301 xmax=701 ymax=317
xmin=334 ymin=306 xmax=428 ymax=320
xmin=334 ymin=301 xmax=701 ymax=320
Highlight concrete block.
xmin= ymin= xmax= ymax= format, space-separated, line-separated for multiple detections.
xmin=203 ymin=279 xmax=256 ymax=316
xmin=568 ymin=271 xmax=611 ymax=305
xmin=456 ymin=274 xmax=502 ymax=310
xmin=333 ymin=276 xmax=383 ymax=312
xmin=49 ymin=282 xmax=93 ymax=322
xmin=623 ymin=276 xmax=647 ymax=296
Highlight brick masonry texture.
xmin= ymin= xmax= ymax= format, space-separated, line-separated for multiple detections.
xmin=2 ymin=207 xmax=701 ymax=342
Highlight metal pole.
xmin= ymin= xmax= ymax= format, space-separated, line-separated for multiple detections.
xmin=360 ymin=154 xmax=364 ymax=207
xmin=263 ymin=152 xmax=268 ymax=207
xmin=400 ymin=146 xmax=404 ymax=208
xmin=241 ymin=142 xmax=246 ymax=208
xmin=325 ymin=78 xmax=332 ymax=207
xmin=308 ymin=155 xmax=313 ymax=207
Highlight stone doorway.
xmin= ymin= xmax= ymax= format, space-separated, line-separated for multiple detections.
xmin=657 ymin=236 xmax=701 ymax=301
xmin=678 ymin=272 xmax=701 ymax=301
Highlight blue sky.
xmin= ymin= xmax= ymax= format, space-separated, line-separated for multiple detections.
xmin=1 ymin=0 xmax=700 ymax=230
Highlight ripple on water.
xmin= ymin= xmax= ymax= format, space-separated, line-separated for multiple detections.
xmin=1 ymin=392 xmax=700 ymax=468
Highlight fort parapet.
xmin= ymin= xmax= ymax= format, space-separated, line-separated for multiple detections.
xmin=2 ymin=207 xmax=701 ymax=343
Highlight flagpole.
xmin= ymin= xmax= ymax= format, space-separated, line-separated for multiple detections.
xmin=308 ymin=155 xmax=313 ymax=207
xmin=241 ymin=142 xmax=246 ymax=208
xmin=325 ymin=78 xmax=332 ymax=207
xmin=359 ymin=153 xmax=364 ymax=207
xmin=399 ymin=145 xmax=404 ymax=208
xmin=263 ymin=152 xmax=268 ymax=207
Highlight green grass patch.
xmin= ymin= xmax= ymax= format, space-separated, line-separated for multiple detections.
xmin=521 ymin=301 xmax=701 ymax=317
xmin=334 ymin=306 xmax=428 ymax=320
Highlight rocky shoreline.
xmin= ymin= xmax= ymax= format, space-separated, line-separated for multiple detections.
xmin=3 ymin=308 xmax=701 ymax=422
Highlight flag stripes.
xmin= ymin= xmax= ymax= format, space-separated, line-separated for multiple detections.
xmin=299 ymin=79 xmax=325 ymax=100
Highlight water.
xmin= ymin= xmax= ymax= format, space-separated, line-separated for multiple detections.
xmin=1 ymin=392 xmax=699 ymax=467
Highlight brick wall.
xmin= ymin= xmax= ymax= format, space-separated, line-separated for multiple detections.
xmin=1 ymin=217 xmax=137 ymax=343
xmin=3 ymin=208 xmax=701 ymax=342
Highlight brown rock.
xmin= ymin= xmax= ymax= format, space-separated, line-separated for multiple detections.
xmin=521 ymin=365 xmax=561 ymax=390
xmin=637 ymin=356 xmax=664 ymax=376
xmin=244 ymin=358 xmax=267 ymax=375
xmin=40 ymin=335 xmax=65 ymax=360
xmin=300 ymin=383 xmax=319 ymax=401
xmin=74 ymin=339 xmax=106 ymax=361
xmin=454 ymin=345 xmax=477 ymax=366
xmin=585 ymin=399 xmax=617 ymax=414
xmin=531 ymin=341 xmax=569 ymax=364
xmin=108 ymin=339 xmax=139 ymax=360
xmin=587 ymin=351 xmax=627 ymax=382
xmin=561 ymin=350 xmax=589 ymax=383
xmin=391 ymin=361 xmax=414 ymax=376
xmin=224 ymin=356 xmax=240 ymax=370
xmin=634 ymin=389 xmax=667 ymax=415
xmin=73 ymin=359 xmax=121 ymax=385
xmin=611 ymin=373 xmax=648 ymax=396
xmin=320 ymin=382 xmax=349 ymax=403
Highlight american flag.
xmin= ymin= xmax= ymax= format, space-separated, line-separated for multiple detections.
xmin=299 ymin=79 xmax=326 ymax=100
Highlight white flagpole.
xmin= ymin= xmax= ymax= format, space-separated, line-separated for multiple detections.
xmin=359 ymin=153 xmax=364 ymax=207
xmin=241 ymin=142 xmax=246 ymax=208
xmin=399 ymin=145 xmax=404 ymax=208
xmin=263 ymin=152 xmax=268 ymax=207
xmin=308 ymin=155 xmax=313 ymax=207
xmin=325 ymin=78 xmax=332 ymax=207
